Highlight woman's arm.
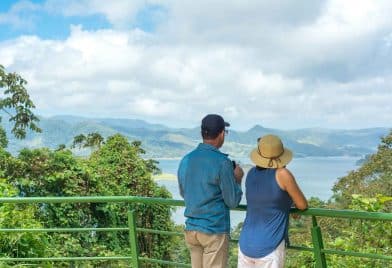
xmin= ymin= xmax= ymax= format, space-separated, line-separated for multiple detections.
xmin=276 ymin=168 xmax=308 ymax=210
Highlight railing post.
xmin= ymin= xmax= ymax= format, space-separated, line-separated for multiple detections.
xmin=128 ymin=210 xmax=140 ymax=268
xmin=311 ymin=216 xmax=327 ymax=268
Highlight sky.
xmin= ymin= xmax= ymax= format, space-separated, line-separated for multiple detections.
xmin=0 ymin=0 xmax=391 ymax=131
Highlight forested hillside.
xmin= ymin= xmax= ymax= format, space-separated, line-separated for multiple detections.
xmin=3 ymin=114 xmax=389 ymax=158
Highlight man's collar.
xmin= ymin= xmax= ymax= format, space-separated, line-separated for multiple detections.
xmin=198 ymin=143 xmax=228 ymax=156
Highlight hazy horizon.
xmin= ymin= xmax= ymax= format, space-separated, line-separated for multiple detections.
xmin=35 ymin=113 xmax=391 ymax=132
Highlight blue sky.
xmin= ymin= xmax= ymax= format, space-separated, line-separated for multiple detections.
xmin=0 ymin=0 xmax=165 ymax=39
xmin=0 ymin=0 xmax=391 ymax=130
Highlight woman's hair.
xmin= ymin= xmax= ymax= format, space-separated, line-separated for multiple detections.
xmin=256 ymin=166 xmax=267 ymax=171
xmin=256 ymin=165 xmax=285 ymax=170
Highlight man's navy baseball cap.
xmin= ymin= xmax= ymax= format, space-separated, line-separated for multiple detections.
xmin=201 ymin=114 xmax=230 ymax=136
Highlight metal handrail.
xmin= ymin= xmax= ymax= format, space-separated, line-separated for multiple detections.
xmin=0 ymin=196 xmax=390 ymax=267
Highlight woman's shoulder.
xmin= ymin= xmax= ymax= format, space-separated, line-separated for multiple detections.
xmin=276 ymin=167 xmax=294 ymax=177
xmin=275 ymin=167 xmax=296 ymax=189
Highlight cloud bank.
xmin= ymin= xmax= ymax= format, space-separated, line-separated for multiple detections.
xmin=0 ymin=0 xmax=391 ymax=130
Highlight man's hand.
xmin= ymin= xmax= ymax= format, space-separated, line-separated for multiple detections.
xmin=234 ymin=165 xmax=244 ymax=184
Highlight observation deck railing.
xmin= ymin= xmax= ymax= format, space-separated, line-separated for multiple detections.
xmin=0 ymin=196 xmax=390 ymax=267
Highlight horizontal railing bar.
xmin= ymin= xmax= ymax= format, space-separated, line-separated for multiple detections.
xmin=0 ymin=256 xmax=133 ymax=262
xmin=0 ymin=196 xmax=390 ymax=221
xmin=322 ymin=249 xmax=392 ymax=260
xmin=0 ymin=227 xmax=128 ymax=232
xmin=294 ymin=208 xmax=392 ymax=221
xmin=2 ymin=227 xmax=388 ymax=262
xmin=288 ymin=245 xmax=314 ymax=252
xmin=1 ymin=248 xmax=389 ymax=263
xmin=136 ymin=227 xmax=183 ymax=236
xmin=139 ymin=257 xmax=191 ymax=267
xmin=0 ymin=227 xmax=184 ymax=236
xmin=0 ymin=228 xmax=313 ymax=250
xmin=0 ymin=196 xmax=184 ymax=206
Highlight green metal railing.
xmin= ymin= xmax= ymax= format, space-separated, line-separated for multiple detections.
xmin=0 ymin=196 xmax=391 ymax=267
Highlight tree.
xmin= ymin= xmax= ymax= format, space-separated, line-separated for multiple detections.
xmin=0 ymin=127 xmax=7 ymax=149
xmin=332 ymin=130 xmax=392 ymax=209
xmin=71 ymin=134 xmax=87 ymax=149
xmin=85 ymin=132 xmax=105 ymax=149
xmin=0 ymin=65 xmax=41 ymax=141
xmin=55 ymin=144 xmax=66 ymax=151
xmin=323 ymin=195 xmax=391 ymax=268
xmin=71 ymin=132 xmax=105 ymax=151
xmin=285 ymin=132 xmax=392 ymax=267
xmin=1 ymin=135 xmax=176 ymax=266
xmin=87 ymin=134 xmax=174 ymax=263
xmin=0 ymin=176 xmax=48 ymax=266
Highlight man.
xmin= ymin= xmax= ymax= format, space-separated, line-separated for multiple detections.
xmin=178 ymin=114 xmax=244 ymax=268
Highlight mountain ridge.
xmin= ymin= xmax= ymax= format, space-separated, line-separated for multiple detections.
xmin=3 ymin=114 xmax=390 ymax=158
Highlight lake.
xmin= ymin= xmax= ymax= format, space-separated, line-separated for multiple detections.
xmin=154 ymin=156 xmax=360 ymax=226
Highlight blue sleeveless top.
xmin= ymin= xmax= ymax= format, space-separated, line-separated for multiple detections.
xmin=239 ymin=167 xmax=293 ymax=258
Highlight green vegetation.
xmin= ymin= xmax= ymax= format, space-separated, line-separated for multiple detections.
xmin=0 ymin=134 xmax=177 ymax=267
xmin=0 ymin=179 xmax=48 ymax=261
xmin=0 ymin=67 xmax=178 ymax=267
xmin=71 ymin=132 xmax=105 ymax=150
xmin=0 ymin=66 xmax=390 ymax=267
xmin=333 ymin=130 xmax=392 ymax=209
xmin=284 ymin=130 xmax=392 ymax=268
xmin=0 ymin=64 xmax=41 ymax=141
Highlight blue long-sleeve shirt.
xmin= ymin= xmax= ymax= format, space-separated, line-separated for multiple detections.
xmin=178 ymin=143 xmax=243 ymax=234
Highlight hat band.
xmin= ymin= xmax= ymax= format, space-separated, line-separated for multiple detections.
xmin=257 ymin=146 xmax=285 ymax=167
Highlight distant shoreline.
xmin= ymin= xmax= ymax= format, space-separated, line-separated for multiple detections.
xmin=153 ymin=173 xmax=177 ymax=181
xmin=149 ymin=155 xmax=362 ymax=160
xmin=149 ymin=157 xmax=182 ymax=160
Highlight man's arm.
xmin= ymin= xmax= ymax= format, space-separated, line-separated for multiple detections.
xmin=177 ymin=160 xmax=185 ymax=198
xmin=219 ymin=159 xmax=243 ymax=208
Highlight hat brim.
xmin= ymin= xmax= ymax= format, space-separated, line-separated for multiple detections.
xmin=250 ymin=148 xmax=293 ymax=168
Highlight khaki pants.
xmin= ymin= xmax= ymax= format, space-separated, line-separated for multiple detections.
xmin=185 ymin=230 xmax=229 ymax=268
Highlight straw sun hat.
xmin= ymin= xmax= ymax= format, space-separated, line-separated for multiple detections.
xmin=250 ymin=134 xmax=293 ymax=168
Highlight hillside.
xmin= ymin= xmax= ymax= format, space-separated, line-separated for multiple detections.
xmin=3 ymin=114 xmax=390 ymax=158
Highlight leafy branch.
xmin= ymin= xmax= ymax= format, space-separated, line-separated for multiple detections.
xmin=0 ymin=64 xmax=41 ymax=139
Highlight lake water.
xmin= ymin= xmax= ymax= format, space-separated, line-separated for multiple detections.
xmin=155 ymin=156 xmax=360 ymax=226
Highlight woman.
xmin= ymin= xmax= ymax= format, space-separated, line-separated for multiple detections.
xmin=238 ymin=134 xmax=308 ymax=268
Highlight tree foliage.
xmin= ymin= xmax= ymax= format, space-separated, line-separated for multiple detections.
xmin=0 ymin=177 xmax=48 ymax=264
xmin=0 ymin=65 xmax=41 ymax=140
xmin=0 ymin=134 xmax=175 ymax=267
xmin=71 ymin=134 xmax=87 ymax=149
xmin=71 ymin=132 xmax=105 ymax=152
xmin=333 ymin=130 xmax=392 ymax=209
xmin=285 ymin=131 xmax=392 ymax=267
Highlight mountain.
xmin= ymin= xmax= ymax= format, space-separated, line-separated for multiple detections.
xmin=2 ymin=114 xmax=390 ymax=158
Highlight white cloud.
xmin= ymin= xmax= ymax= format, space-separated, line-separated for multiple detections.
xmin=0 ymin=0 xmax=39 ymax=30
xmin=0 ymin=1 xmax=391 ymax=130
xmin=238 ymin=71 xmax=303 ymax=96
